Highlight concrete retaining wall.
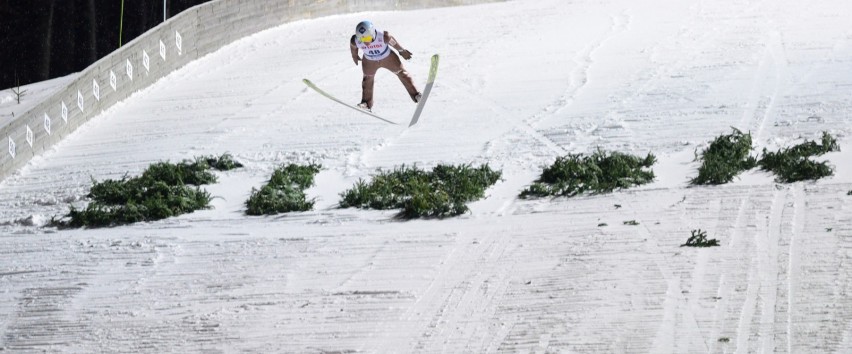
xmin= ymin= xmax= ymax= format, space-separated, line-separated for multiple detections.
xmin=0 ymin=0 xmax=503 ymax=183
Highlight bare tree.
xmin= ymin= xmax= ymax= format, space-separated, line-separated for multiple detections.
xmin=11 ymin=71 xmax=28 ymax=104
xmin=86 ymin=0 xmax=98 ymax=63
xmin=41 ymin=0 xmax=56 ymax=79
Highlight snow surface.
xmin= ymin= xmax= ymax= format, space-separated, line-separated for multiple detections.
xmin=2 ymin=0 xmax=852 ymax=352
xmin=0 ymin=74 xmax=76 ymax=123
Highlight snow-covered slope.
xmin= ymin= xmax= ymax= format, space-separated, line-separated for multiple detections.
xmin=2 ymin=0 xmax=852 ymax=352
xmin=0 ymin=74 xmax=76 ymax=123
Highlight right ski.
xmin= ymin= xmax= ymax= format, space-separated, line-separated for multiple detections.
xmin=408 ymin=54 xmax=440 ymax=127
xmin=302 ymin=78 xmax=399 ymax=125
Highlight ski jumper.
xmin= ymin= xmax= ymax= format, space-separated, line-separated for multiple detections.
xmin=350 ymin=30 xmax=419 ymax=109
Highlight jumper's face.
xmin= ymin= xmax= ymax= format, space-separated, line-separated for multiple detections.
xmin=357 ymin=23 xmax=374 ymax=44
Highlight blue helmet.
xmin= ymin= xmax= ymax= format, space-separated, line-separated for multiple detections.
xmin=355 ymin=20 xmax=376 ymax=43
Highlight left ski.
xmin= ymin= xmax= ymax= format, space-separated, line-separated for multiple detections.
xmin=302 ymin=79 xmax=399 ymax=125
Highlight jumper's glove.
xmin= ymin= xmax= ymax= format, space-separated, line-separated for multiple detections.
xmin=399 ymin=49 xmax=412 ymax=60
xmin=352 ymin=56 xmax=361 ymax=65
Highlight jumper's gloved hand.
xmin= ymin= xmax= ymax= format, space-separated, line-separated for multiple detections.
xmin=352 ymin=56 xmax=361 ymax=65
xmin=399 ymin=49 xmax=412 ymax=60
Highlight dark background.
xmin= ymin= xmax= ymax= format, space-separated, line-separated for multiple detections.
xmin=0 ymin=0 xmax=212 ymax=89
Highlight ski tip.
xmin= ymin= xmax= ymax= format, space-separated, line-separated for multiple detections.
xmin=302 ymin=78 xmax=311 ymax=84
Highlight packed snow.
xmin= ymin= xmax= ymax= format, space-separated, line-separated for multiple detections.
xmin=0 ymin=74 xmax=76 ymax=123
xmin=2 ymin=0 xmax=852 ymax=352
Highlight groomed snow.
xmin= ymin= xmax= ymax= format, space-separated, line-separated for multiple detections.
xmin=2 ymin=0 xmax=852 ymax=352
xmin=0 ymin=74 xmax=76 ymax=123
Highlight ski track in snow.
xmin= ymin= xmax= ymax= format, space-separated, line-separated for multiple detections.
xmin=2 ymin=0 xmax=852 ymax=352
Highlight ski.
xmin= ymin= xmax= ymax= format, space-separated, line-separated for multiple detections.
xmin=302 ymin=79 xmax=399 ymax=125
xmin=409 ymin=54 xmax=440 ymax=127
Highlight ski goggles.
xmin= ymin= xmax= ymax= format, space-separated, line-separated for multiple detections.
xmin=359 ymin=34 xmax=374 ymax=43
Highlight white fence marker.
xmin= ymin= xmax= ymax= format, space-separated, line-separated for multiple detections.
xmin=176 ymin=31 xmax=183 ymax=55
xmin=61 ymin=101 xmax=68 ymax=123
xmin=44 ymin=113 xmax=52 ymax=135
xmin=143 ymin=50 xmax=150 ymax=72
xmin=93 ymin=79 xmax=100 ymax=101
xmin=160 ymin=40 xmax=167 ymax=60
xmin=77 ymin=90 xmax=84 ymax=113
xmin=110 ymin=70 xmax=117 ymax=90
xmin=126 ymin=59 xmax=134 ymax=81
xmin=8 ymin=138 xmax=15 ymax=158
xmin=26 ymin=125 xmax=33 ymax=147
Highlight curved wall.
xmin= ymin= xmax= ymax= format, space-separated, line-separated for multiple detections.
xmin=0 ymin=0 xmax=503 ymax=182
